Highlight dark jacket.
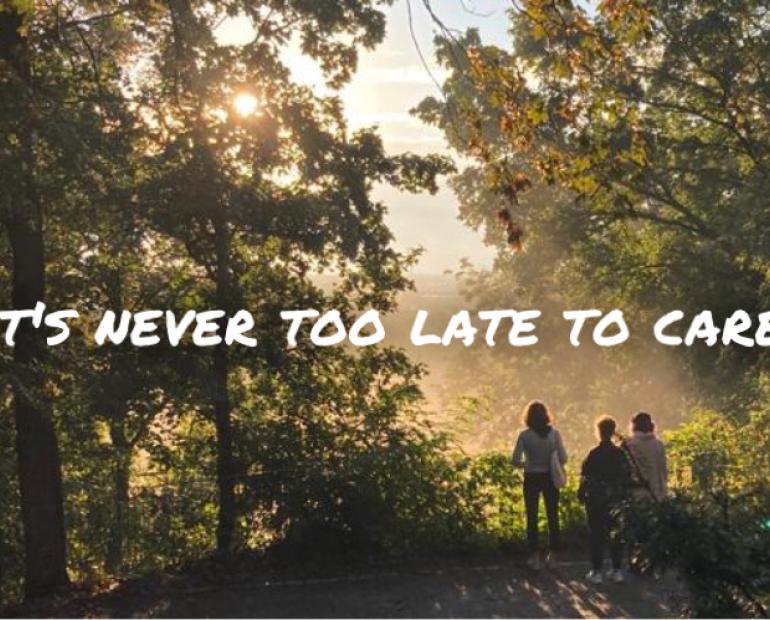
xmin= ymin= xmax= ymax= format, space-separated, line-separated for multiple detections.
xmin=579 ymin=441 xmax=631 ymax=504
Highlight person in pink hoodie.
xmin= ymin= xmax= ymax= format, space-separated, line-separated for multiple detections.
xmin=623 ymin=412 xmax=668 ymax=501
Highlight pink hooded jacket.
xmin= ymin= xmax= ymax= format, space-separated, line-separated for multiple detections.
xmin=625 ymin=431 xmax=668 ymax=500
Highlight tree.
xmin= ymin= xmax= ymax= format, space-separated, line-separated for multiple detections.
xmin=67 ymin=236 xmax=201 ymax=574
xmin=0 ymin=6 xmax=69 ymax=595
xmin=1 ymin=5 xmax=66 ymax=596
xmin=419 ymin=0 xmax=770 ymax=413
xmin=0 ymin=1 xmax=451 ymax=595
xmin=119 ymin=0 xmax=451 ymax=554
xmin=413 ymin=29 xmax=693 ymax=451
xmin=0 ymin=1 xmax=141 ymax=595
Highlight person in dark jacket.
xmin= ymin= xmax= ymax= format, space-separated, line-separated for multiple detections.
xmin=579 ymin=415 xmax=631 ymax=585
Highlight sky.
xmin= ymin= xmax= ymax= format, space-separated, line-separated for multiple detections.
xmin=217 ymin=1 xmax=513 ymax=275
xmin=346 ymin=1 xmax=511 ymax=274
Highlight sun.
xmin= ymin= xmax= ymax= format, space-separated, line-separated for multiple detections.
xmin=233 ymin=93 xmax=259 ymax=117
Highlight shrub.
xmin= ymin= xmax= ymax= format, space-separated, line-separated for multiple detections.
xmin=628 ymin=408 xmax=770 ymax=617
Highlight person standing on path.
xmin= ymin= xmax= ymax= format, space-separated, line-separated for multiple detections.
xmin=579 ymin=415 xmax=631 ymax=585
xmin=624 ymin=412 xmax=668 ymax=502
xmin=512 ymin=400 xmax=568 ymax=570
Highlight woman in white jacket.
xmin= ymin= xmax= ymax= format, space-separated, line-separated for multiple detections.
xmin=624 ymin=412 xmax=668 ymax=501
xmin=512 ymin=400 xmax=568 ymax=569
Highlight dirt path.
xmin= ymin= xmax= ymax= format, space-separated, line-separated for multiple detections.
xmin=18 ymin=559 xmax=684 ymax=618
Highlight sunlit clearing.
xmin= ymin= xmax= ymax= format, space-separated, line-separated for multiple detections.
xmin=233 ymin=93 xmax=259 ymax=117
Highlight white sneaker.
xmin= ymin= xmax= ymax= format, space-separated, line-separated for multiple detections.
xmin=609 ymin=568 xmax=624 ymax=584
xmin=585 ymin=569 xmax=603 ymax=585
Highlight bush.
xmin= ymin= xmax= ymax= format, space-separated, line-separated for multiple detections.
xmin=630 ymin=490 xmax=770 ymax=617
xmin=628 ymin=408 xmax=770 ymax=617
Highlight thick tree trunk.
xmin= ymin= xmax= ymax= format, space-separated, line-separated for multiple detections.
xmin=1 ymin=9 xmax=69 ymax=598
xmin=9 ymin=218 xmax=69 ymax=598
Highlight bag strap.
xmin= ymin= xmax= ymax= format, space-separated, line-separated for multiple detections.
xmin=620 ymin=437 xmax=658 ymax=502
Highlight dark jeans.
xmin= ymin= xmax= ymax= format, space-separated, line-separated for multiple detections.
xmin=523 ymin=472 xmax=560 ymax=553
xmin=586 ymin=498 xmax=623 ymax=571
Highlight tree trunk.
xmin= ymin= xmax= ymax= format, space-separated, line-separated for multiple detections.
xmin=166 ymin=0 xmax=236 ymax=555
xmin=106 ymin=424 xmax=130 ymax=575
xmin=9 ymin=218 xmax=69 ymax=598
xmin=1 ymin=9 xmax=69 ymax=598
xmin=213 ymin=218 xmax=235 ymax=555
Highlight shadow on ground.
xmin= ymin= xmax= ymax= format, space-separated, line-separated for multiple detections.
xmin=7 ymin=558 xmax=685 ymax=618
